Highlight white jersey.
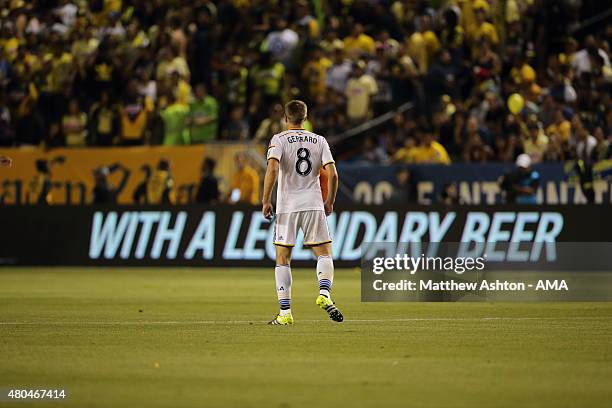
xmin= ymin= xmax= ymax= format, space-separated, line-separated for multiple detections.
xmin=267 ymin=129 xmax=335 ymax=214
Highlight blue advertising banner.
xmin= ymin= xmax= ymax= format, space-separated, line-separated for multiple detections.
xmin=0 ymin=205 xmax=609 ymax=267
xmin=337 ymin=162 xmax=612 ymax=205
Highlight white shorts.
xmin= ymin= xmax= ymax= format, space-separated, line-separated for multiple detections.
xmin=273 ymin=210 xmax=332 ymax=247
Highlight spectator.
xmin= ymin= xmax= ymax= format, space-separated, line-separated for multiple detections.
xmin=497 ymin=133 xmax=523 ymax=163
xmin=543 ymin=132 xmax=565 ymax=162
xmin=188 ymin=83 xmax=218 ymax=143
xmin=14 ymin=97 xmax=44 ymax=146
xmin=146 ymin=159 xmax=174 ymax=204
xmin=136 ymin=69 xmax=157 ymax=107
xmin=426 ymin=49 xmax=461 ymax=102
xmin=593 ymin=127 xmax=610 ymax=161
xmin=499 ymin=154 xmax=539 ymax=204
xmin=473 ymin=40 xmax=501 ymax=89
xmin=325 ymin=47 xmax=352 ymax=95
xmin=439 ymin=6 xmax=464 ymax=53
xmin=255 ymin=104 xmax=285 ymax=143
xmin=573 ymin=115 xmax=597 ymax=163
xmin=344 ymin=23 xmax=375 ymax=57
xmin=192 ymin=10 xmax=214 ymax=86
xmin=571 ymin=35 xmax=611 ymax=79
xmin=262 ymin=18 xmax=299 ymax=66
xmin=462 ymin=116 xmax=494 ymax=162
xmin=388 ymin=167 xmax=415 ymax=203
xmin=229 ymin=153 xmax=260 ymax=205
xmin=295 ymin=1 xmax=320 ymax=40
xmin=251 ymin=52 xmax=285 ymax=106
xmin=156 ymin=47 xmax=189 ymax=83
xmin=62 ymin=98 xmax=88 ymax=147
xmin=356 ymin=137 xmax=388 ymax=164
xmin=522 ymin=118 xmax=549 ymax=163
xmin=170 ymin=70 xmax=193 ymax=107
xmin=169 ymin=17 xmax=188 ymax=57
xmin=393 ymin=135 xmax=417 ymax=164
xmin=195 ymin=158 xmax=220 ymax=204
xmin=549 ymin=67 xmax=577 ymax=105
xmin=302 ymin=47 xmax=332 ymax=100
xmin=160 ymin=95 xmax=189 ymax=145
xmin=223 ymin=56 xmax=248 ymax=108
xmin=55 ymin=1 xmax=78 ymax=28
xmin=482 ymin=92 xmax=505 ymax=138
xmin=467 ymin=2 xmax=499 ymax=50
xmin=345 ymin=61 xmax=378 ymax=124
xmin=0 ymin=94 xmax=13 ymax=146
xmin=463 ymin=131 xmax=494 ymax=162
xmin=545 ymin=108 xmax=572 ymax=145
xmin=222 ymin=106 xmax=249 ymax=140
xmin=89 ymin=91 xmax=117 ymax=146
xmin=119 ymin=82 xmax=148 ymax=146
xmin=571 ymin=116 xmax=598 ymax=203
xmin=411 ymin=128 xmax=451 ymax=165
xmin=407 ymin=15 xmax=441 ymax=75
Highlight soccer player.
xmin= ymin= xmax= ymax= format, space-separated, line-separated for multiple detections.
xmin=262 ymin=100 xmax=343 ymax=325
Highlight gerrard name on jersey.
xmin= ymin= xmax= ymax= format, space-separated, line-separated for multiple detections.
xmin=287 ymin=134 xmax=318 ymax=144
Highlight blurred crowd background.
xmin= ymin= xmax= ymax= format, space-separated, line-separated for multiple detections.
xmin=0 ymin=0 xmax=610 ymax=167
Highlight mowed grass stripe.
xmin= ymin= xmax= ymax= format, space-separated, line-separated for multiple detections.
xmin=2 ymin=316 xmax=612 ymax=325
xmin=1 ymin=268 xmax=611 ymax=408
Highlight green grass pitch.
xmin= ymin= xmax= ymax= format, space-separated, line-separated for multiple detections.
xmin=1 ymin=268 xmax=611 ymax=408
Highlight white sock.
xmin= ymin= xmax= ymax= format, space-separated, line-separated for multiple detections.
xmin=317 ymin=255 xmax=334 ymax=298
xmin=275 ymin=264 xmax=292 ymax=315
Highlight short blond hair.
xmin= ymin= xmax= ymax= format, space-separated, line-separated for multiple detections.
xmin=284 ymin=100 xmax=307 ymax=125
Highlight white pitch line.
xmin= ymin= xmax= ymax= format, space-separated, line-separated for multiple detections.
xmin=1 ymin=316 xmax=611 ymax=326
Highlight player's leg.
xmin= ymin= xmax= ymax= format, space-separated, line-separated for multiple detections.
xmin=269 ymin=213 xmax=296 ymax=325
xmin=272 ymin=245 xmax=293 ymax=324
xmin=311 ymin=243 xmax=343 ymax=322
xmin=311 ymin=243 xmax=334 ymax=298
xmin=303 ymin=210 xmax=343 ymax=322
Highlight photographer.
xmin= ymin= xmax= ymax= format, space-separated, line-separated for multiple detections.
xmin=499 ymin=154 xmax=540 ymax=204
xmin=26 ymin=157 xmax=65 ymax=205
xmin=195 ymin=158 xmax=219 ymax=204
xmin=92 ymin=163 xmax=131 ymax=204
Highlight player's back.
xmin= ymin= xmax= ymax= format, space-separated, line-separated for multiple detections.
xmin=267 ymin=129 xmax=334 ymax=214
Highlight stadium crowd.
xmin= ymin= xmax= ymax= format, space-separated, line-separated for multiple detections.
xmin=0 ymin=0 xmax=610 ymax=165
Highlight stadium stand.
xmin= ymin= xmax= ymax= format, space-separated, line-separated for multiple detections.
xmin=0 ymin=1 xmax=609 ymax=163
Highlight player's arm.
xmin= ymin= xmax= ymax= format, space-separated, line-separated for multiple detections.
xmin=263 ymin=137 xmax=282 ymax=219
xmin=323 ymin=162 xmax=338 ymax=216
xmin=262 ymin=157 xmax=279 ymax=220
xmin=321 ymin=138 xmax=337 ymax=216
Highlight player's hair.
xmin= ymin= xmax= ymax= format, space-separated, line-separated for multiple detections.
xmin=284 ymin=100 xmax=307 ymax=125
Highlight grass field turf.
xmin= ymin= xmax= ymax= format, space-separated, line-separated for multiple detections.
xmin=0 ymin=268 xmax=611 ymax=408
